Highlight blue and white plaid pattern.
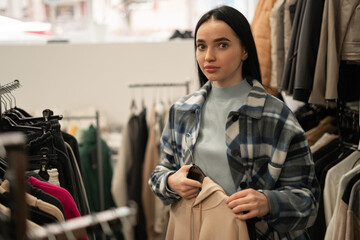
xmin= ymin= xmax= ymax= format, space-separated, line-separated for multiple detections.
xmin=149 ymin=79 xmax=320 ymax=239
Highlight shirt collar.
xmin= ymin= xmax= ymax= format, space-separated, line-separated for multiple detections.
xmin=177 ymin=79 xmax=266 ymax=119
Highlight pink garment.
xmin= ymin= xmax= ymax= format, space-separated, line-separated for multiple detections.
xmin=28 ymin=176 xmax=80 ymax=220
xmin=28 ymin=176 xmax=88 ymax=240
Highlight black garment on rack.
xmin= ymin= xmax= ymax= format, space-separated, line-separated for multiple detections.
xmin=27 ymin=181 xmax=65 ymax=219
xmin=25 ymin=119 xmax=89 ymax=217
xmin=292 ymin=0 xmax=325 ymax=102
xmin=294 ymin=104 xmax=336 ymax=132
xmin=312 ymin=137 xmax=340 ymax=162
xmin=308 ymin=140 xmax=354 ymax=240
xmin=281 ymin=0 xmax=306 ymax=94
xmin=27 ymin=205 xmax=59 ymax=225
xmin=62 ymin=132 xmax=82 ymax=172
xmin=127 ymin=109 xmax=148 ymax=240
xmin=0 ymin=192 xmax=58 ymax=225
xmin=338 ymin=61 xmax=360 ymax=102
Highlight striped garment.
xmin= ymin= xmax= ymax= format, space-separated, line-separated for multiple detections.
xmin=149 ymin=79 xmax=320 ymax=239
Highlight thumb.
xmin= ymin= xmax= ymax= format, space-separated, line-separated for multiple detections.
xmin=181 ymin=164 xmax=193 ymax=172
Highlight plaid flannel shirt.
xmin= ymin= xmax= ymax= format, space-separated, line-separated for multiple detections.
xmin=149 ymin=79 xmax=320 ymax=239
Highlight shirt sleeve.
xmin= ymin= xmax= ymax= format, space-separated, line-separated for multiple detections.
xmin=148 ymin=108 xmax=181 ymax=205
xmin=260 ymin=131 xmax=321 ymax=233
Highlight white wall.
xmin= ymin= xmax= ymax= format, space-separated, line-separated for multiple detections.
xmin=0 ymin=40 xmax=198 ymax=128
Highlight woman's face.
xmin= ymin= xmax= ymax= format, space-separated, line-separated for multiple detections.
xmin=196 ymin=19 xmax=248 ymax=88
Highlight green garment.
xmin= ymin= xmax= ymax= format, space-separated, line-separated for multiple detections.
xmin=79 ymin=125 xmax=116 ymax=212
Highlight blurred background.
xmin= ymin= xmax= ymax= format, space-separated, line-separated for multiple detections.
xmin=0 ymin=0 xmax=258 ymax=43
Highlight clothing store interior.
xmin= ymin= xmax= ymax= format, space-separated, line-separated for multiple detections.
xmin=0 ymin=0 xmax=359 ymax=239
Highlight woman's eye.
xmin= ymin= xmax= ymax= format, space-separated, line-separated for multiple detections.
xmin=219 ymin=43 xmax=228 ymax=48
xmin=197 ymin=44 xmax=206 ymax=50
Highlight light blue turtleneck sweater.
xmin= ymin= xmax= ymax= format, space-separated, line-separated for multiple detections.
xmin=193 ymin=79 xmax=252 ymax=195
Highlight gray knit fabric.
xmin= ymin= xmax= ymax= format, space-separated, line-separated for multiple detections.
xmin=194 ymin=80 xmax=252 ymax=195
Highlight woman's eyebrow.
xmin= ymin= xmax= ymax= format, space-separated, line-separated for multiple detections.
xmin=196 ymin=37 xmax=231 ymax=43
xmin=214 ymin=37 xmax=231 ymax=42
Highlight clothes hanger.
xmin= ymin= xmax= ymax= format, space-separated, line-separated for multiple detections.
xmin=130 ymin=89 xmax=138 ymax=114
xmin=0 ymin=115 xmax=43 ymax=132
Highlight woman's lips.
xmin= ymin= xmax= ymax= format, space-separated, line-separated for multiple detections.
xmin=204 ymin=66 xmax=219 ymax=73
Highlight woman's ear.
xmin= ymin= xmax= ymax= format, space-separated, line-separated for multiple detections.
xmin=242 ymin=49 xmax=248 ymax=61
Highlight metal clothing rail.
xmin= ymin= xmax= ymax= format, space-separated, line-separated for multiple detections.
xmin=62 ymin=111 xmax=104 ymax=213
xmin=28 ymin=202 xmax=137 ymax=240
xmin=128 ymin=80 xmax=190 ymax=94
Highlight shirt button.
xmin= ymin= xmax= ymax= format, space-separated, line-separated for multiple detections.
xmin=231 ymin=114 xmax=239 ymax=121
xmin=231 ymin=148 xmax=239 ymax=156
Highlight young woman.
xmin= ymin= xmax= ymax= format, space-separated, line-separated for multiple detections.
xmin=149 ymin=5 xmax=320 ymax=239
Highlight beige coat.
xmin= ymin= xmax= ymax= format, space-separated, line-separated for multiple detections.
xmin=309 ymin=0 xmax=360 ymax=105
xmin=251 ymin=0 xmax=279 ymax=95
xmin=166 ymin=177 xmax=249 ymax=240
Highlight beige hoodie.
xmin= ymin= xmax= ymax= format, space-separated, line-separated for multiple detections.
xmin=166 ymin=177 xmax=249 ymax=240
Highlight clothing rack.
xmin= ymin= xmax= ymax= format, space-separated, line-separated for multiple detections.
xmin=0 ymin=132 xmax=27 ymax=240
xmin=27 ymin=202 xmax=137 ymax=240
xmin=128 ymin=80 xmax=190 ymax=95
xmin=336 ymin=100 xmax=360 ymax=151
xmin=61 ymin=112 xmax=104 ymax=212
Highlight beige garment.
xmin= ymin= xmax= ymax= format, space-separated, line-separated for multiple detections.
xmin=332 ymin=199 xmax=349 ymax=240
xmin=323 ymin=151 xmax=360 ymax=226
xmin=309 ymin=0 xmax=360 ymax=105
xmin=111 ymin=114 xmax=134 ymax=240
xmin=325 ymin=165 xmax=360 ymax=240
xmin=284 ymin=0 xmax=298 ymax=59
xmin=341 ymin=4 xmax=360 ymax=62
xmin=345 ymin=180 xmax=360 ymax=240
xmin=142 ymin=106 xmax=166 ymax=240
xmin=166 ymin=177 xmax=249 ymax=240
xmin=0 ymin=203 xmax=44 ymax=237
xmin=1 ymin=181 xmax=65 ymax=222
xmin=305 ymin=116 xmax=337 ymax=146
xmin=310 ymin=133 xmax=339 ymax=153
xmin=251 ymin=0 xmax=279 ymax=95
xmin=270 ymin=0 xmax=286 ymax=89
xmin=31 ymin=168 xmax=60 ymax=186
xmin=346 ymin=211 xmax=360 ymax=240
xmin=154 ymin=104 xmax=171 ymax=234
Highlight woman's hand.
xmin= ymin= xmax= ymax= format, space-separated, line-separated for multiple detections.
xmin=167 ymin=165 xmax=202 ymax=199
xmin=226 ymin=188 xmax=270 ymax=220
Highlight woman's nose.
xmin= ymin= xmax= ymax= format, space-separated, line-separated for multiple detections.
xmin=205 ymin=48 xmax=215 ymax=61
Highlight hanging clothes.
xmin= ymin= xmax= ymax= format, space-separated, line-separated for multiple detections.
xmin=142 ymin=104 xmax=169 ymax=240
xmin=309 ymin=0 xmax=360 ymax=105
xmin=79 ymin=124 xmax=116 ymax=213
xmin=112 ymin=107 xmax=148 ymax=240
xmin=251 ymin=0 xmax=279 ymax=95
xmin=292 ymin=0 xmax=326 ymax=102
xmin=270 ymin=0 xmax=286 ymax=90
xmin=280 ymin=0 xmax=306 ymax=94
xmin=0 ymin=108 xmax=90 ymax=218
xmin=127 ymin=109 xmax=148 ymax=240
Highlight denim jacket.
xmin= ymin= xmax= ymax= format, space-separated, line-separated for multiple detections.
xmin=149 ymin=79 xmax=320 ymax=239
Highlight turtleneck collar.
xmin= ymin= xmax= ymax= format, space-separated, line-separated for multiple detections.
xmin=210 ymin=80 xmax=251 ymax=101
